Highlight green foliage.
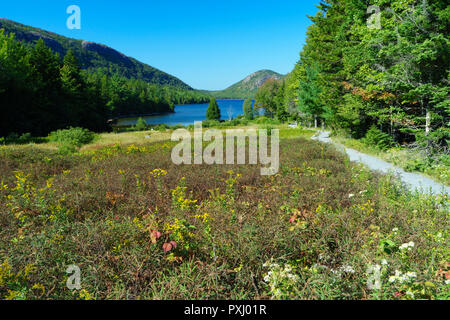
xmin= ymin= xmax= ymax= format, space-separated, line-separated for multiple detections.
xmin=206 ymin=97 xmax=221 ymax=121
xmin=0 ymin=29 xmax=211 ymax=138
xmin=362 ymin=126 xmax=395 ymax=151
xmin=255 ymin=79 xmax=281 ymax=118
xmin=297 ymin=63 xmax=323 ymax=125
xmin=154 ymin=124 xmax=169 ymax=131
xmin=243 ymin=98 xmax=254 ymax=120
xmin=276 ymin=0 xmax=448 ymax=146
xmin=56 ymin=142 xmax=78 ymax=155
xmin=49 ymin=127 xmax=95 ymax=148
xmin=379 ymin=239 xmax=397 ymax=255
xmin=254 ymin=78 xmax=288 ymax=121
xmin=256 ymin=0 xmax=449 ymax=177
xmin=200 ymin=120 xmax=221 ymax=128
xmin=2 ymin=133 xmax=33 ymax=145
xmin=275 ymin=81 xmax=289 ymax=122
xmin=134 ymin=118 xmax=148 ymax=131
xmin=403 ymin=158 xmax=431 ymax=173
xmin=255 ymin=116 xmax=281 ymax=125
xmin=0 ymin=31 xmax=106 ymax=136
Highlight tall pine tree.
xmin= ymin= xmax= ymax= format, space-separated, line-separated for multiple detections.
xmin=206 ymin=97 xmax=221 ymax=121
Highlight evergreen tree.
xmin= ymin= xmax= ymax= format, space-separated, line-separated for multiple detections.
xmin=298 ymin=64 xmax=323 ymax=128
xmin=0 ymin=30 xmax=33 ymax=136
xmin=206 ymin=97 xmax=221 ymax=121
xmin=0 ymin=34 xmax=182 ymax=137
xmin=61 ymin=49 xmax=86 ymax=127
xmin=275 ymin=81 xmax=289 ymax=121
xmin=28 ymin=39 xmax=63 ymax=135
xmin=281 ymin=0 xmax=448 ymax=147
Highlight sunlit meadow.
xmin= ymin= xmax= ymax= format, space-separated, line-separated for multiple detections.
xmin=0 ymin=127 xmax=448 ymax=300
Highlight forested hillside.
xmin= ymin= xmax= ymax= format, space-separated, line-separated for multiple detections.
xmin=255 ymin=0 xmax=449 ymax=154
xmin=0 ymin=18 xmax=192 ymax=89
xmin=0 ymin=31 xmax=210 ymax=137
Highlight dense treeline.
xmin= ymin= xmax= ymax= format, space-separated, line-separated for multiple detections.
xmin=256 ymin=0 xmax=449 ymax=152
xmin=0 ymin=30 xmax=210 ymax=137
xmin=85 ymin=72 xmax=210 ymax=117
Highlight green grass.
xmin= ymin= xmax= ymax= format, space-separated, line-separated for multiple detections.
xmin=0 ymin=128 xmax=448 ymax=300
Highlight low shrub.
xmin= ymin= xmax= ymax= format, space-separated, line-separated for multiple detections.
xmin=154 ymin=124 xmax=169 ymax=131
xmin=49 ymin=127 xmax=95 ymax=154
xmin=362 ymin=126 xmax=395 ymax=150
xmin=2 ymin=133 xmax=34 ymax=145
xmin=404 ymin=158 xmax=430 ymax=173
xmin=202 ymin=120 xmax=221 ymax=128
xmin=49 ymin=127 xmax=95 ymax=147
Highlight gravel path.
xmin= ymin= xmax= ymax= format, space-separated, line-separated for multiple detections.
xmin=312 ymin=131 xmax=449 ymax=195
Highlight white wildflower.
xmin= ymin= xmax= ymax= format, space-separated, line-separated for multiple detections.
xmin=263 ymin=261 xmax=299 ymax=299
xmin=399 ymin=241 xmax=415 ymax=251
xmin=389 ymin=270 xmax=417 ymax=284
xmin=332 ymin=265 xmax=356 ymax=277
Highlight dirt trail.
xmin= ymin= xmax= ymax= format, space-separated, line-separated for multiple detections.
xmin=312 ymin=131 xmax=449 ymax=195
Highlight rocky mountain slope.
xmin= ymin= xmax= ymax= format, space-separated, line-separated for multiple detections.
xmin=208 ymin=70 xmax=285 ymax=99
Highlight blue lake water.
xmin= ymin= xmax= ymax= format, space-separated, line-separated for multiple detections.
xmin=116 ymin=100 xmax=258 ymax=126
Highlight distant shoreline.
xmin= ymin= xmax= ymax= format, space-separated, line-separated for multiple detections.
xmin=108 ymin=110 xmax=174 ymax=122
xmin=111 ymin=99 xmax=248 ymax=121
xmin=108 ymin=99 xmax=250 ymax=127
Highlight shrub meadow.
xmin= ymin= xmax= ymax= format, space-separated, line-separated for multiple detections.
xmin=0 ymin=128 xmax=448 ymax=300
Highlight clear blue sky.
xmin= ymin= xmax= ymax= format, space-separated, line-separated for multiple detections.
xmin=1 ymin=0 xmax=320 ymax=90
